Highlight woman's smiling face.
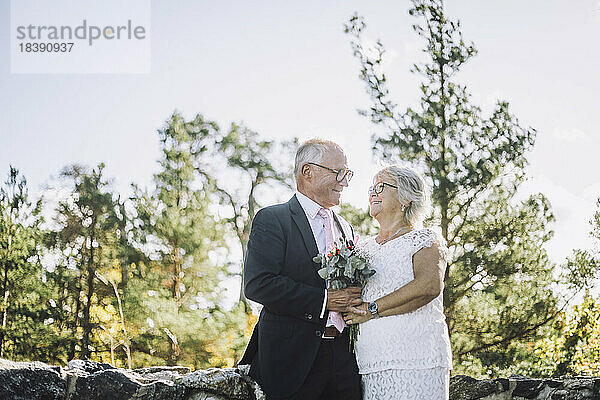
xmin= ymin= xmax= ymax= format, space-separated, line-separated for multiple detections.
xmin=369 ymin=173 xmax=402 ymax=219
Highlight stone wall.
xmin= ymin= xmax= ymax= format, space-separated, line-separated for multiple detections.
xmin=0 ymin=359 xmax=264 ymax=400
xmin=1 ymin=359 xmax=599 ymax=400
xmin=450 ymin=374 xmax=600 ymax=400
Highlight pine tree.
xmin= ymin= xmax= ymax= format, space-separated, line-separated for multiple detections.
xmin=0 ymin=167 xmax=47 ymax=360
xmin=52 ymin=163 xmax=121 ymax=360
xmin=131 ymin=113 xmax=247 ymax=367
xmin=195 ymin=121 xmax=296 ymax=307
xmin=345 ymin=0 xmax=573 ymax=375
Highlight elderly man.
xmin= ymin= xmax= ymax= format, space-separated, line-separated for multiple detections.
xmin=239 ymin=139 xmax=364 ymax=400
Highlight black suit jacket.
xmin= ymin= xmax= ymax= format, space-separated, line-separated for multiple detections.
xmin=239 ymin=195 xmax=355 ymax=398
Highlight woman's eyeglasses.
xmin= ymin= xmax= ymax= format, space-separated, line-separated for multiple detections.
xmin=368 ymin=182 xmax=398 ymax=194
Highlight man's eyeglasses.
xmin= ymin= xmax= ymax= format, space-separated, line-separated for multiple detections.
xmin=307 ymin=162 xmax=354 ymax=182
xmin=368 ymin=182 xmax=398 ymax=194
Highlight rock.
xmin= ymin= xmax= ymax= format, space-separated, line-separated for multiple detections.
xmin=177 ymin=369 xmax=255 ymax=400
xmin=68 ymin=369 xmax=148 ymax=400
xmin=1 ymin=358 xmax=599 ymax=400
xmin=449 ymin=374 xmax=600 ymax=400
xmin=0 ymin=359 xmax=65 ymax=400
xmin=0 ymin=358 xmax=264 ymax=400
xmin=449 ymin=374 xmax=505 ymax=400
xmin=544 ymin=379 xmax=564 ymax=388
xmin=67 ymin=359 xmax=116 ymax=373
xmin=134 ymin=366 xmax=192 ymax=376
xmin=510 ymin=376 xmax=544 ymax=398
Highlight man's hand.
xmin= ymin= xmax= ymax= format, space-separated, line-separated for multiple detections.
xmin=326 ymin=287 xmax=366 ymax=314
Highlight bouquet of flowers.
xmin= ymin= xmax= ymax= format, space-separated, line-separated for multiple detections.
xmin=313 ymin=238 xmax=375 ymax=349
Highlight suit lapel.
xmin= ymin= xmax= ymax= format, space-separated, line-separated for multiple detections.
xmin=289 ymin=195 xmax=319 ymax=259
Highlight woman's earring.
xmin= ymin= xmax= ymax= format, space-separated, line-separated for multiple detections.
xmin=401 ymin=205 xmax=406 ymax=212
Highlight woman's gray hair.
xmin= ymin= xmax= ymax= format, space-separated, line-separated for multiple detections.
xmin=294 ymin=138 xmax=343 ymax=179
xmin=378 ymin=165 xmax=431 ymax=226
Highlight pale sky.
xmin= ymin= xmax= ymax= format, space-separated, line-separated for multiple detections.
xmin=1 ymin=0 xmax=599 ymax=269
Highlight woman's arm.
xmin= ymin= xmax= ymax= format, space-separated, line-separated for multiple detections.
xmin=377 ymin=241 xmax=446 ymax=316
xmin=344 ymin=241 xmax=446 ymax=324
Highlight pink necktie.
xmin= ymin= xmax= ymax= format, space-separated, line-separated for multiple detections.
xmin=317 ymin=208 xmax=347 ymax=333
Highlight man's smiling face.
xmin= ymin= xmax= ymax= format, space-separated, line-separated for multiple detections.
xmin=309 ymin=148 xmax=349 ymax=209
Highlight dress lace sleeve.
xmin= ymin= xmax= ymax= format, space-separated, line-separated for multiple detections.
xmin=411 ymin=228 xmax=449 ymax=262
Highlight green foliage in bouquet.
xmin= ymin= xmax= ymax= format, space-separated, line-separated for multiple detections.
xmin=313 ymin=239 xmax=374 ymax=290
xmin=313 ymin=238 xmax=375 ymax=350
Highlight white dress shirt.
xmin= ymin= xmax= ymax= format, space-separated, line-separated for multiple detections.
xmin=295 ymin=191 xmax=343 ymax=320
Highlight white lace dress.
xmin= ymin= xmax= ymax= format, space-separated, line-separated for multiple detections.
xmin=355 ymin=228 xmax=452 ymax=400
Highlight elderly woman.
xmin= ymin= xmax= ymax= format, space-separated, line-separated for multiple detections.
xmin=343 ymin=165 xmax=452 ymax=400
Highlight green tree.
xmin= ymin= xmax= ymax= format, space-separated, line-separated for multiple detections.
xmin=174 ymin=116 xmax=296 ymax=308
xmin=533 ymin=294 xmax=600 ymax=377
xmin=562 ymin=198 xmax=600 ymax=293
xmin=338 ymin=203 xmax=378 ymax=239
xmin=345 ymin=0 xmax=579 ymax=376
xmin=41 ymin=240 xmax=83 ymax=364
xmin=0 ymin=167 xmax=49 ymax=360
xmin=131 ymin=113 xmax=247 ymax=368
xmin=51 ymin=163 xmax=123 ymax=361
xmin=533 ymin=198 xmax=600 ymax=377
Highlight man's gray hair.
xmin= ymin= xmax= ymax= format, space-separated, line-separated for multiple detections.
xmin=378 ymin=165 xmax=431 ymax=226
xmin=294 ymin=138 xmax=343 ymax=179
